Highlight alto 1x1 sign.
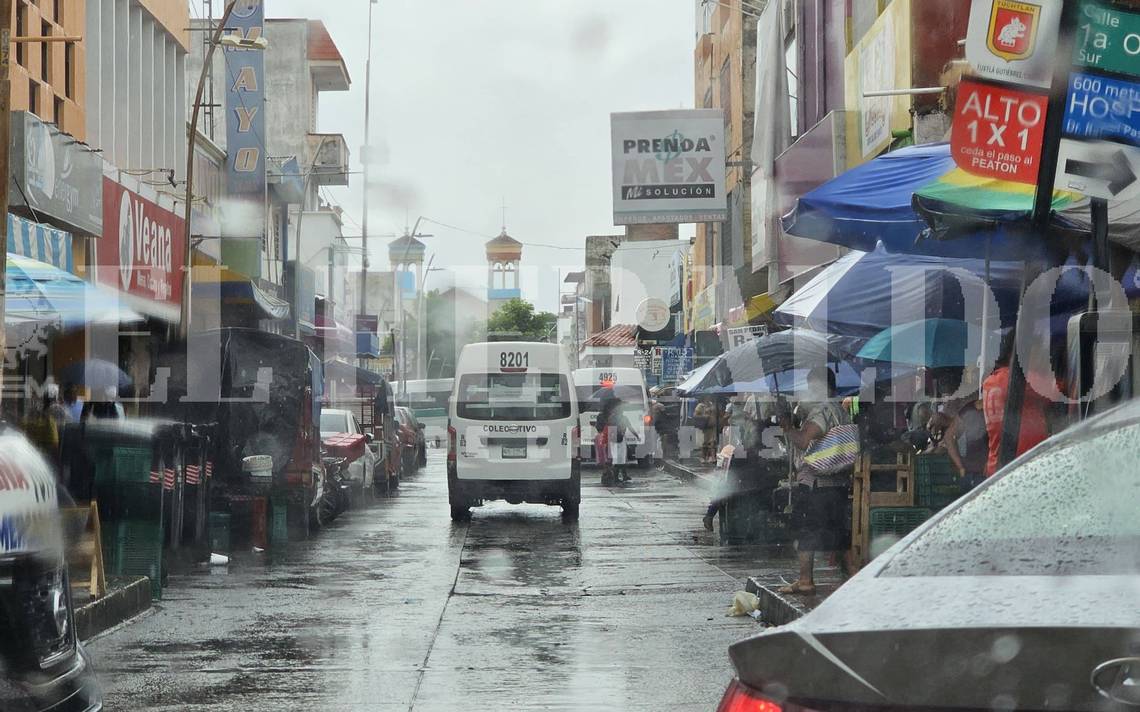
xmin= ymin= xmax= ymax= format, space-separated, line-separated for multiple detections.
xmin=950 ymin=77 xmax=1048 ymax=185
xmin=966 ymin=0 xmax=1064 ymax=89
xmin=1074 ymin=0 xmax=1140 ymax=77
xmin=1063 ymin=70 xmax=1140 ymax=147
xmin=610 ymin=109 xmax=728 ymax=225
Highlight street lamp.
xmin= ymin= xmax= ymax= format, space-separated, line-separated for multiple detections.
xmin=360 ymin=0 xmax=379 ymax=328
xmin=180 ymin=0 xmax=268 ymax=340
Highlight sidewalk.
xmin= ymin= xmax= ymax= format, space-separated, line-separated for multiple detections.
xmin=662 ymin=457 xmax=843 ymax=626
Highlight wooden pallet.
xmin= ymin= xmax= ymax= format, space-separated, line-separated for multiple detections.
xmin=851 ymin=451 xmax=914 ymax=565
xmin=62 ymin=501 xmax=106 ymax=599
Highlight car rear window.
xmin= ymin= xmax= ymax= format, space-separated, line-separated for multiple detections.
xmin=457 ymin=373 xmax=571 ymax=421
xmin=881 ymin=421 xmax=1140 ymax=577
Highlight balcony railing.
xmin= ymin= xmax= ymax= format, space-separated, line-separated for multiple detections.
xmin=305 ymin=133 xmax=350 ymax=186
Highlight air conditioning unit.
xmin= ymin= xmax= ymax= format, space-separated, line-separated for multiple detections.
xmin=312 ymin=140 xmax=345 ymax=170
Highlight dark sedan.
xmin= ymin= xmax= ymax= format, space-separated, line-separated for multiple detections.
xmin=719 ymin=399 xmax=1140 ymax=712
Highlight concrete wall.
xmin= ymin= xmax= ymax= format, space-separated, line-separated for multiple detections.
xmin=610 ymin=240 xmax=690 ymax=328
xmin=87 ymin=0 xmax=185 ymax=181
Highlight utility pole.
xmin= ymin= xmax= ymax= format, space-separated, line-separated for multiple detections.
xmin=0 ymin=0 xmax=14 ymax=402
xmin=359 ymin=0 xmax=377 ymax=330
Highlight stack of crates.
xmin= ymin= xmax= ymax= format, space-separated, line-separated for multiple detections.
xmin=95 ymin=446 xmax=165 ymax=600
xmin=914 ymin=454 xmax=962 ymax=510
xmin=270 ymin=496 xmax=290 ymax=547
xmin=869 ymin=507 xmax=933 ymax=543
xmin=208 ymin=512 xmax=232 ymax=553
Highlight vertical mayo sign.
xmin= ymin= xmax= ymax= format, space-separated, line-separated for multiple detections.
xmin=224 ymin=0 xmax=266 ymax=238
xmin=951 ymin=77 xmax=1048 ymax=184
xmin=610 ymin=109 xmax=727 ymax=225
xmin=965 ymin=0 xmax=1064 ymax=89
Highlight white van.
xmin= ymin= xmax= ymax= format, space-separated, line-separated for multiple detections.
xmin=448 ymin=342 xmax=580 ymax=520
xmin=572 ymin=367 xmax=653 ymax=466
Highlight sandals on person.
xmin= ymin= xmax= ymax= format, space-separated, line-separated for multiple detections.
xmin=777 ymin=582 xmax=817 ymax=595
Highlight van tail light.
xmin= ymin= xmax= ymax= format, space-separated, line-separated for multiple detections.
xmin=447 ymin=425 xmax=457 ymax=463
xmin=643 ymin=414 xmax=653 ymax=425
xmin=571 ymin=425 xmax=581 ymax=460
xmin=717 ymin=680 xmax=784 ymax=712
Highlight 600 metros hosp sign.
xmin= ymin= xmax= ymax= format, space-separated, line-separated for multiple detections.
xmin=610 ymin=109 xmax=728 ymax=225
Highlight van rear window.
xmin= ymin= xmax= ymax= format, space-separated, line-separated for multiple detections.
xmin=456 ymin=373 xmax=571 ymax=421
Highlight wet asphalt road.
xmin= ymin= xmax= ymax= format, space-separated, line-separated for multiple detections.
xmin=88 ymin=452 xmax=777 ymax=710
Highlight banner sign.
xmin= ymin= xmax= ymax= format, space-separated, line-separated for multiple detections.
xmin=223 ymin=0 xmax=266 ymax=238
xmin=658 ymin=347 xmax=694 ymax=382
xmin=1074 ymin=0 xmax=1140 ymax=77
xmin=9 ymin=112 xmax=102 ymax=235
xmin=951 ymin=77 xmax=1048 ymax=185
xmin=966 ymin=0 xmax=1064 ymax=89
xmin=610 ymin=109 xmax=727 ymax=225
xmin=1063 ymin=71 xmax=1140 ymax=147
xmin=97 ymin=177 xmax=186 ymax=314
xmin=727 ymin=325 xmax=769 ymax=349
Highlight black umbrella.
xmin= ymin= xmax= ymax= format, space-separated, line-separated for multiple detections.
xmin=690 ymin=329 xmax=852 ymax=395
xmin=61 ymin=359 xmax=132 ymax=394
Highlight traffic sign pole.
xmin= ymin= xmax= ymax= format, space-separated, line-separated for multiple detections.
xmin=1000 ymin=0 xmax=1081 ymax=470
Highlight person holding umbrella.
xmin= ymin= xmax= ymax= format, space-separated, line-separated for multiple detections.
xmin=778 ymin=367 xmax=857 ymax=594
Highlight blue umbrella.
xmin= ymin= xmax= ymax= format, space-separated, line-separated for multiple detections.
xmin=857 ymin=318 xmax=1003 ymax=368
xmin=60 ymin=358 xmax=132 ymax=392
xmin=6 ymin=254 xmax=142 ymax=328
xmin=773 ymin=245 xmax=1089 ymax=340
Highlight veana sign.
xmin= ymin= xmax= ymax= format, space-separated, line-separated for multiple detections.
xmin=223 ymin=0 xmax=267 ymax=238
xmin=951 ymin=77 xmax=1048 ymax=184
xmin=1074 ymin=0 xmax=1140 ymax=78
xmin=1063 ymin=71 xmax=1140 ymax=147
xmin=98 ymin=177 xmax=186 ymax=317
xmin=610 ymin=109 xmax=727 ymax=225
xmin=966 ymin=0 xmax=1063 ymax=88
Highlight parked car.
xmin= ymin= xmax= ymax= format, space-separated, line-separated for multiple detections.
xmin=393 ymin=407 xmax=424 ymax=471
xmin=718 ymin=399 xmax=1140 ymax=712
xmin=319 ymin=408 xmax=379 ymax=501
xmin=0 ymin=429 xmax=102 ymax=712
xmin=397 ymin=406 xmax=428 ymax=468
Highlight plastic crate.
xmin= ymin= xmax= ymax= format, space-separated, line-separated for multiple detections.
xmin=915 ymin=455 xmax=962 ymax=509
xmin=104 ymin=520 xmax=164 ymax=600
xmin=270 ymin=499 xmax=289 ymax=546
xmin=869 ymin=507 xmax=933 ymax=542
xmin=93 ymin=446 xmax=154 ymax=485
xmin=98 ymin=481 xmax=162 ymax=522
xmin=208 ymin=512 xmax=231 ymax=553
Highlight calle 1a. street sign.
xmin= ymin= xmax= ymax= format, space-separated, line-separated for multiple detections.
xmin=951 ymin=77 xmax=1049 ymax=184
xmin=1074 ymin=0 xmax=1140 ymax=77
xmin=966 ymin=0 xmax=1064 ymax=89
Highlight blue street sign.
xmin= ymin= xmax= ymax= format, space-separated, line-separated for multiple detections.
xmin=1063 ymin=70 xmax=1140 ymax=147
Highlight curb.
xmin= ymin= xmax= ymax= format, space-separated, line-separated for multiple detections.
xmin=745 ymin=576 xmax=809 ymax=626
xmin=76 ymin=576 xmax=152 ymax=642
xmin=662 ymin=459 xmax=717 ymax=486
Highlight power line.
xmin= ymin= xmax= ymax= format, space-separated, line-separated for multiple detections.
xmin=420 ymin=217 xmax=689 ymax=253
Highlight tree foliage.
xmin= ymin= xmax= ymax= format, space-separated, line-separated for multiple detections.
xmin=477 ymin=298 xmax=558 ymax=342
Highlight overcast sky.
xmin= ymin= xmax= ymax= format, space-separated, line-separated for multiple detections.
xmin=193 ymin=0 xmax=696 ymax=312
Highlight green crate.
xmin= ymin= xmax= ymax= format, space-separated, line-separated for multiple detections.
xmin=869 ymin=507 xmax=932 ymax=542
xmin=94 ymin=446 xmax=154 ymax=485
xmin=208 ymin=512 xmax=231 ymax=553
xmin=915 ymin=455 xmax=962 ymax=509
xmin=269 ymin=499 xmax=289 ymax=546
xmin=104 ymin=520 xmax=164 ymax=600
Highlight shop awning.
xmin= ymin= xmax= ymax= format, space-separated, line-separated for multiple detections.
xmin=324 ymin=358 xmax=386 ymax=388
xmin=191 ymin=266 xmax=291 ymax=321
xmin=725 ymin=293 xmax=776 ymax=327
xmin=7 ymin=213 xmax=73 ymax=271
xmin=6 ymin=253 xmax=143 ymax=328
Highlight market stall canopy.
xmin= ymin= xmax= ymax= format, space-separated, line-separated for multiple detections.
xmin=781 ymin=143 xmax=1093 ymax=259
xmin=6 ymin=254 xmax=143 ymax=327
xmin=675 ymin=359 xmax=718 ymax=396
xmin=773 ymin=246 xmax=1089 ymax=340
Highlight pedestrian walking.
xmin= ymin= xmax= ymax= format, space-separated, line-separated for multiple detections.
xmin=982 ymin=333 xmax=1052 ymax=476
xmin=62 ymin=382 xmax=84 ymax=423
xmin=693 ymin=397 xmax=717 ymax=464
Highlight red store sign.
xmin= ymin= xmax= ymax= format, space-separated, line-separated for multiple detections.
xmin=96 ymin=177 xmax=186 ymax=313
xmin=950 ymin=77 xmax=1048 ymax=185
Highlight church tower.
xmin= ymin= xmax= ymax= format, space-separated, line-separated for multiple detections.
xmin=485 ymin=228 xmax=522 ymax=312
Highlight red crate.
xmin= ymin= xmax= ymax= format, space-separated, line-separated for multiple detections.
xmin=322 ymin=433 xmax=366 ymax=461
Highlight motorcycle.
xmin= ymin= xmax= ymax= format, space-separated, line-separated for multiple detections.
xmin=317 ymin=455 xmax=353 ymax=525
